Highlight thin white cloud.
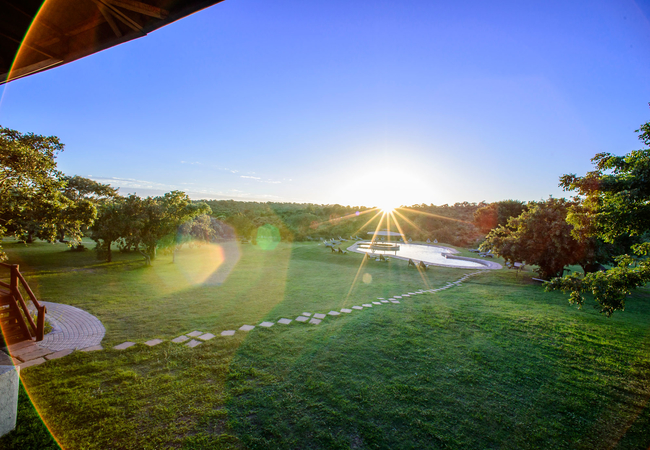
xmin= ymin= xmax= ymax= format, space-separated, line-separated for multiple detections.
xmin=241 ymin=175 xmax=261 ymax=180
xmin=88 ymin=176 xmax=281 ymax=201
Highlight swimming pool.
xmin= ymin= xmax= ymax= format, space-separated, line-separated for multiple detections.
xmin=350 ymin=242 xmax=492 ymax=269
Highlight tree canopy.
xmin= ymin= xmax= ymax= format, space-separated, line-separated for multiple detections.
xmin=547 ymin=117 xmax=650 ymax=316
xmin=481 ymin=198 xmax=598 ymax=278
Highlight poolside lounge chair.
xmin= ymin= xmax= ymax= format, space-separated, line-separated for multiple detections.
xmin=408 ymin=259 xmax=417 ymax=268
xmin=426 ymin=238 xmax=431 ymax=243
xmin=418 ymin=261 xmax=428 ymax=270
xmin=330 ymin=246 xmax=337 ymax=253
xmin=337 ymin=247 xmax=347 ymax=254
xmin=338 ymin=236 xmax=347 ymax=241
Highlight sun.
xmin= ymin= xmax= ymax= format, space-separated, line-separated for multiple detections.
xmin=378 ymin=201 xmax=399 ymax=213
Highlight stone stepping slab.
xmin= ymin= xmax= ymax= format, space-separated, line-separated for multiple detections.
xmin=114 ymin=342 xmax=135 ymax=350
xmin=144 ymin=339 xmax=164 ymax=347
xmin=328 ymin=311 xmax=340 ymax=316
xmin=239 ymin=325 xmax=255 ymax=331
xmin=309 ymin=318 xmax=321 ymax=325
xmin=390 ymin=300 xmax=400 ymax=304
xmin=362 ymin=304 xmax=372 ymax=308
xmin=186 ymin=340 xmax=201 ymax=348
xmin=313 ymin=313 xmax=326 ymax=319
xmin=259 ymin=322 xmax=274 ymax=328
xmin=295 ymin=316 xmax=309 ymax=322
xmin=20 ymin=357 xmax=46 ymax=369
xmin=198 ymin=333 xmax=215 ymax=340
xmin=172 ymin=336 xmax=190 ymax=343
xmin=380 ymin=300 xmax=389 ymax=303
xmin=45 ymin=349 xmax=74 ymax=361
xmin=352 ymin=306 xmax=363 ymax=310
xmin=278 ymin=318 xmax=292 ymax=324
xmin=372 ymin=302 xmax=381 ymax=305
xmin=341 ymin=308 xmax=352 ymax=313
xmin=301 ymin=312 xmax=312 ymax=316
xmin=221 ymin=330 xmax=235 ymax=336
xmin=14 ymin=347 xmax=54 ymax=362
xmin=80 ymin=345 xmax=103 ymax=352
xmin=187 ymin=331 xmax=204 ymax=337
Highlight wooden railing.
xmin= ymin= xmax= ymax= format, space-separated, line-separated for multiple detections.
xmin=0 ymin=262 xmax=46 ymax=341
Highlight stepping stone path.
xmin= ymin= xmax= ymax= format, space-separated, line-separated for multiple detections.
xmin=45 ymin=349 xmax=74 ymax=360
xmin=114 ymin=342 xmax=135 ymax=350
xmin=3 ymin=270 xmax=490 ymax=369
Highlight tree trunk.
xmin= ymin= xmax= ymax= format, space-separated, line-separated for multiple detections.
xmin=107 ymin=241 xmax=113 ymax=263
xmin=139 ymin=250 xmax=151 ymax=266
xmin=26 ymin=230 xmax=34 ymax=243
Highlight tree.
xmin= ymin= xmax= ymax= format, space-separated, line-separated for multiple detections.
xmin=0 ymin=126 xmax=65 ymax=259
xmin=546 ymin=116 xmax=650 ymax=316
xmin=474 ymin=200 xmax=527 ymax=233
xmin=91 ymin=198 xmax=129 ymax=262
xmin=91 ymin=192 xmax=210 ymax=264
xmin=58 ymin=176 xmax=118 ymax=243
xmin=482 ymin=198 xmax=602 ymax=278
xmin=131 ymin=192 xmax=210 ymax=265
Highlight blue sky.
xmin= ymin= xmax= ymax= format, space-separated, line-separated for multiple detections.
xmin=1 ymin=0 xmax=649 ymax=208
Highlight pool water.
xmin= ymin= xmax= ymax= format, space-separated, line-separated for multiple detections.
xmin=354 ymin=243 xmax=487 ymax=268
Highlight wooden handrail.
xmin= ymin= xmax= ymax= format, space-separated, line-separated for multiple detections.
xmin=13 ymin=288 xmax=37 ymax=337
xmin=0 ymin=280 xmax=10 ymax=289
xmin=16 ymin=270 xmax=43 ymax=309
xmin=1 ymin=263 xmax=46 ymax=341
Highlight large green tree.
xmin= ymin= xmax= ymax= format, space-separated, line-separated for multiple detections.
xmin=92 ymin=192 xmax=210 ymax=265
xmin=0 ymin=126 xmax=66 ymax=259
xmin=547 ymin=117 xmax=650 ymax=316
xmin=482 ymin=198 xmax=607 ymax=278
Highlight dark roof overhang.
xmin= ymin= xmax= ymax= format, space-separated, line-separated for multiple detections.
xmin=0 ymin=0 xmax=225 ymax=84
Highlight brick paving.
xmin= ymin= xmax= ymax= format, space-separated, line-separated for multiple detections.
xmin=38 ymin=301 xmax=105 ymax=352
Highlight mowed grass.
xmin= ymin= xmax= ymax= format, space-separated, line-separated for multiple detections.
xmin=1 ymin=239 xmax=650 ymax=449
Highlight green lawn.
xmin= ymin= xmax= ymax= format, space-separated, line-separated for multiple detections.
xmin=1 ymin=239 xmax=649 ymax=449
